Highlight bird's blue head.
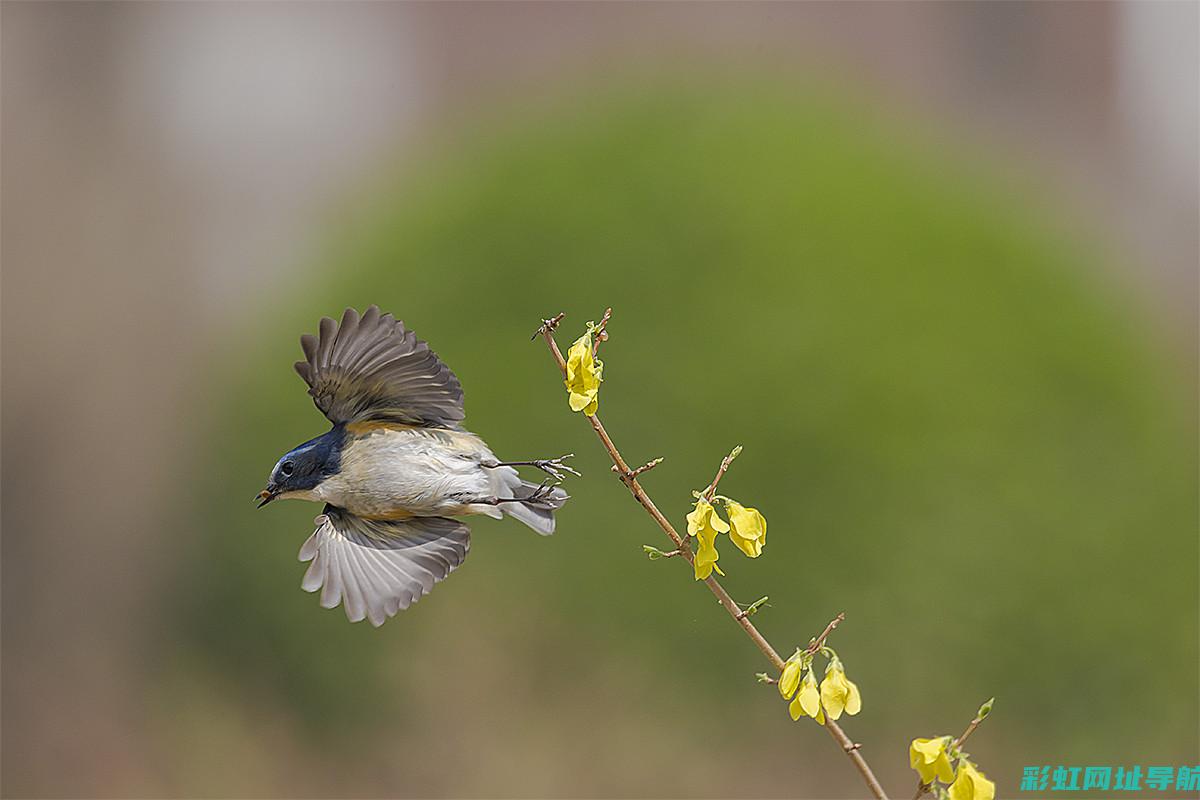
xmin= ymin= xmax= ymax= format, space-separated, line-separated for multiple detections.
xmin=257 ymin=425 xmax=346 ymax=507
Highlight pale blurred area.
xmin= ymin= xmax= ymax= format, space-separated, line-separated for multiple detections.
xmin=2 ymin=3 xmax=1197 ymax=798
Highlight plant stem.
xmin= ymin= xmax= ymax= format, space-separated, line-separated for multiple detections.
xmin=701 ymin=446 xmax=740 ymax=501
xmin=538 ymin=315 xmax=889 ymax=800
xmin=806 ymin=612 xmax=846 ymax=655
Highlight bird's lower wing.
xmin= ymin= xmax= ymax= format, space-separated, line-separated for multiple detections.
xmin=298 ymin=507 xmax=470 ymax=626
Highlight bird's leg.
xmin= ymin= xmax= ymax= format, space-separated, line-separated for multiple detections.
xmin=471 ymin=479 xmax=568 ymax=506
xmin=476 ymin=496 xmax=525 ymax=506
xmin=482 ymin=453 xmax=580 ymax=481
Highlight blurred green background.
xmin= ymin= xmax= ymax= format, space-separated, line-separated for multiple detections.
xmin=4 ymin=4 xmax=1197 ymax=798
xmin=179 ymin=83 xmax=1195 ymax=796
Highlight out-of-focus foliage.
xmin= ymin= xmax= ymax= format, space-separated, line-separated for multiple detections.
xmin=173 ymin=80 xmax=1196 ymax=795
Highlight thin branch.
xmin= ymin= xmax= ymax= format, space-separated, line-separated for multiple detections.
xmin=531 ymin=312 xmax=565 ymax=341
xmin=643 ymin=545 xmax=682 ymax=560
xmin=617 ymin=457 xmax=664 ymax=480
xmin=591 ymin=307 xmax=613 ymax=357
xmin=701 ymin=445 xmax=742 ymax=502
xmin=806 ymin=612 xmax=846 ymax=655
xmin=537 ymin=312 xmax=889 ymax=800
xmin=957 ymin=720 xmax=983 ymax=749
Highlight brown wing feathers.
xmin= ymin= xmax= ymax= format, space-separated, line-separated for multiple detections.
xmin=294 ymin=306 xmax=465 ymax=427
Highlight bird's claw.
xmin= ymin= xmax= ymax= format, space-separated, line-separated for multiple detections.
xmin=524 ymin=478 xmax=567 ymax=504
xmin=483 ymin=454 xmax=580 ymax=481
xmin=532 ymin=454 xmax=580 ymax=481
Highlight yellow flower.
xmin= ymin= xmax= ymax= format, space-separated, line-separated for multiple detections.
xmin=686 ymin=498 xmax=728 ymax=580
xmin=725 ymin=500 xmax=766 ymax=557
xmin=819 ymin=659 xmax=862 ymax=720
xmin=909 ymin=737 xmax=955 ymax=785
xmin=789 ymin=668 xmax=825 ymax=724
xmin=564 ymin=333 xmax=603 ymax=415
xmin=778 ymin=659 xmax=802 ymax=700
xmin=949 ymin=760 xmax=995 ymax=800
xmin=686 ymin=497 xmax=729 ymax=538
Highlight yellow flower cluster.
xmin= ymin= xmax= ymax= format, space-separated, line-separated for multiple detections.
xmin=950 ymin=762 xmax=996 ymax=800
xmin=685 ymin=495 xmax=767 ymax=580
xmin=726 ymin=501 xmax=767 ymax=557
xmin=564 ymin=331 xmax=603 ymax=416
xmin=686 ymin=498 xmax=727 ymax=579
xmin=778 ymin=651 xmax=861 ymax=725
xmin=910 ymin=738 xmax=955 ymax=785
xmin=909 ymin=737 xmax=996 ymax=800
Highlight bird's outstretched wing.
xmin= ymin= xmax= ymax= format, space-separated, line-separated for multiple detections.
xmin=298 ymin=508 xmax=471 ymax=626
xmin=294 ymin=306 xmax=465 ymax=427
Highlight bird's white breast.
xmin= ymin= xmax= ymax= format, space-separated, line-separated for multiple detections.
xmin=315 ymin=425 xmax=496 ymax=518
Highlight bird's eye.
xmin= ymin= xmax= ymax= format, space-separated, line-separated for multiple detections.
xmin=280 ymin=461 xmax=294 ymax=476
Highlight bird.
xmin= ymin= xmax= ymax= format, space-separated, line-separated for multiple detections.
xmin=257 ymin=306 xmax=574 ymax=626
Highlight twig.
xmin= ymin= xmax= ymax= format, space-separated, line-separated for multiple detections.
xmin=954 ymin=716 xmax=984 ymax=750
xmin=615 ymin=457 xmax=663 ymax=480
xmin=643 ymin=545 xmax=682 ymax=560
xmin=591 ymin=307 xmax=613 ymax=356
xmin=806 ymin=612 xmax=846 ymax=655
xmin=531 ymin=312 xmax=565 ymax=341
xmin=701 ymin=445 xmax=742 ymax=502
xmin=537 ymin=312 xmax=889 ymax=800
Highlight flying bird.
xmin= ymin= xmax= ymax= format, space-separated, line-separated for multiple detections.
xmin=258 ymin=306 xmax=573 ymax=626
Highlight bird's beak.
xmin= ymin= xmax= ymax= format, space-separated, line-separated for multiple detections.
xmin=256 ymin=485 xmax=279 ymax=508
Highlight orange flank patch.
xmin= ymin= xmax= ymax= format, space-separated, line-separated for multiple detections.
xmin=344 ymin=420 xmax=415 ymax=436
xmin=345 ymin=419 xmax=477 ymax=452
